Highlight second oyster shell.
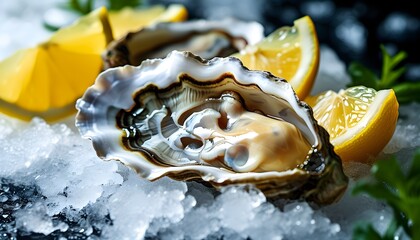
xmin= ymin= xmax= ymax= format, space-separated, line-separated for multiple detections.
xmin=76 ymin=51 xmax=348 ymax=205
xmin=102 ymin=18 xmax=264 ymax=69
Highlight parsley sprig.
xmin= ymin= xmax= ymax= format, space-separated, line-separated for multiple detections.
xmin=348 ymin=45 xmax=420 ymax=104
xmin=352 ymin=149 xmax=420 ymax=239
xmin=66 ymin=0 xmax=142 ymax=14
xmin=67 ymin=0 xmax=94 ymax=15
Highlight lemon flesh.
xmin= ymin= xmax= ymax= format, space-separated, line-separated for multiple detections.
xmin=0 ymin=7 xmax=111 ymax=122
xmin=0 ymin=4 xmax=188 ymax=122
xmin=305 ymin=86 xmax=399 ymax=163
xmin=232 ymin=16 xmax=319 ymax=100
xmin=109 ymin=4 xmax=188 ymax=39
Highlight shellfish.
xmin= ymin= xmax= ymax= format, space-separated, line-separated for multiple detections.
xmin=102 ymin=18 xmax=264 ymax=69
xmin=76 ymin=51 xmax=348 ymax=205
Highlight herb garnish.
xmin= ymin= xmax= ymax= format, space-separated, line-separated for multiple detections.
xmin=348 ymin=45 xmax=420 ymax=104
xmin=352 ymin=149 xmax=420 ymax=239
xmin=67 ymin=0 xmax=142 ymax=14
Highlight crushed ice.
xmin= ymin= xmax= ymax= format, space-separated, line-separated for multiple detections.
xmin=0 ymin=115 xmax=396 ymax=239
xmin=1 ymin=117 xmax=345 ymax=239
xmin=1 ymin=1 xmax=419 ymax=239
xmin=2 ymin=83 xmax=419 ymax=239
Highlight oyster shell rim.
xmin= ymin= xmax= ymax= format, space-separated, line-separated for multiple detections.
xmin=102 ymin=18 xmax=265 ymax=69
xmin=76 ymin=50 xmax=348 ymax=205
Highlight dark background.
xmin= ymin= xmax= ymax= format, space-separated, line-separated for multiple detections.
xmin=148 ymin=0 xmax=420 ymax=82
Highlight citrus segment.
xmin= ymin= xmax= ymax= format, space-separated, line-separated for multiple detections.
xmin=0 ymin=7 xmax=111 ymax=122
xmin=44 ymin=45 xmax=103 ymax=106
xmin=0 ymin=4 xmax=190 ymax=122
xmin=152 ymin=4 xmax=188 ymax=24
xmin=0 ymin=48 xmax=38 ymax=103
xmin=305 ymin=86 xmax=399 ymax=163
xmin=108 ymin=4 xmax=188 ymax=39
xmin=49 ymin=6 xmax=113 ymax=54
xmin=232 ymin=15 xmax=319 ymax=100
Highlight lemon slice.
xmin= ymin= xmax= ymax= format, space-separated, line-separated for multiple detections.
xmin=232 ymin=15 xmax=319 ymax=100
xmin=305 ymin=86 xmax=399 ymax=163
xmin=0 ymin=4 xmax=187 ymax=122
xmin=109 ymin=4 xmax=188 ymax=39
xmin=0 ymin=7 xmax=113 ymax=122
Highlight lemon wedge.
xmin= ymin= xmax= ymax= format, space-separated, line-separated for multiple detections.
xmin=109 ymin=4 xmax=188 ymax=39
xmin=0 ymin=7 xmax=113 ymax=122
xmin=305 ymin=86 xmax=399 ymax=163
xmin=232 ymin=15 xmax=319 ymax=100
xmin=0 ymin=4 xmax=188 ymax=122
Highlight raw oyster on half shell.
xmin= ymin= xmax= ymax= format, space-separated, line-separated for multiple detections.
xmin=76 ymin=51 xmax=348 ymax=205
xmin=102 ymin=18 xmax=264 ymax=69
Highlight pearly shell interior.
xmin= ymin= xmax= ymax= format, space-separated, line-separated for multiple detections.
xmin=117 ymin=75 xmax=312 ymax=173
xmin=76 ymin=51 xmax=348 ymax=204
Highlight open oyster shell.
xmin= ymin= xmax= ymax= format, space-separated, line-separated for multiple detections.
xmin=102 ymin=18 xmax=264 ymax=69
xmin=76 ymin=51 xmax=348 ymax=205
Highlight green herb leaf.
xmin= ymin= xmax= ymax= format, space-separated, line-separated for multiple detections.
xmin=348 ymin=62 xmax=379 ymax=89
xmin=393 ymin=82 xmax=420 ymax=104
xmin=352 ymin=222 xmax=384 ymax=240
xmin=408 ymin=150 xmax=420 ymax=178
xmin=64 ymin=0 xmax=142 ymax=15
xmin=352 ymin=149 xmax=420 ymax=239
xmin=352 ymin=181 xmax=400 ymax=206
xmin=371 ymin=156 xmax=405 ymax=189
xmin=352 ymin=218 xmax=399 ymax=240
xmin=379 ymin=45 xmax=407 ymax=88
xmin=68 ymin=0 xmax=94 ymax=15
xmin=347 ymin=45 xmax=420 ymax=104
xmin=108 ymin=0 xmax=142 ymax=10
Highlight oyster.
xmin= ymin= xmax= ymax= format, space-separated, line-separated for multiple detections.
xmin=102 ymin=18 xmax=264 ymax=69
xmin=76 ymin=51 xmax=348 ymax=205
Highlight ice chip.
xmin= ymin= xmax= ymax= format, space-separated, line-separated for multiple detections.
xmin=15 ymin=203 xmax=69 ymax=235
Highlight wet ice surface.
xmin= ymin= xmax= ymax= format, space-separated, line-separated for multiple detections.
xmin=1 ymin=2 xmax=419 ymax=240
xmin=1 ymin=48 xmax=418 ymax=239
xmin=0 ymin=118 xmax=394 ymax=239
xmin=1 ymin=107 xmax=418 ymax=240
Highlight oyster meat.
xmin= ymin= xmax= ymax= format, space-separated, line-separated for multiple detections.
xmin=102 ymin=18 xmax=264 ymax=69
xmin=76 ymin=51 xmax=348 ymax=205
